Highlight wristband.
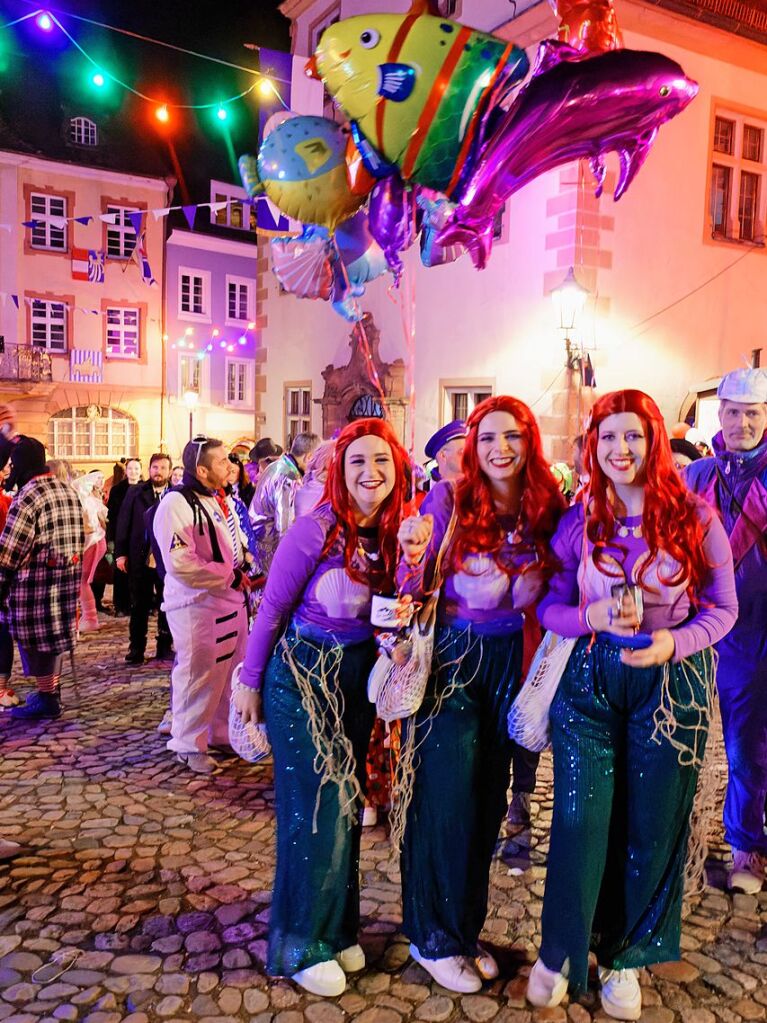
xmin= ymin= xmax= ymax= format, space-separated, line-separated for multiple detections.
xmin=232 ymin=679 xmax=261 ymax=694
xmin=584 ymin=603 xmax=595 ymax=631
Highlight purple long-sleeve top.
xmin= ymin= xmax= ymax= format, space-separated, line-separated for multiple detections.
xmin=239 ymin=505 xmax=380 ymax=690
xmin=396 ymin=482 xmax=544 ymax=636
xmin=538 ymin=501 xmax=738 ymax=662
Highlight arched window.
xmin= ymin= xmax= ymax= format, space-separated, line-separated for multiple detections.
xmin=69 ymin=117 xmax=98 ymax=147
xmin=49 ymin=406 xmax=137 ymax=459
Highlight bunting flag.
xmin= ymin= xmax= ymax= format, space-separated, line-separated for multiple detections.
xmin=128 ymin=211 xmax=145 ymax=238
xmin=72 ymin=248 xmax=105 ymax=283
xmin=133 ymin=230 xmax=156 ymax=286
xmin=581 ymin=353 xmax=597 ymax=389
xmin=182 ymin=205 xmax=197 ymax=230
xmin=257 ymin=48 xmax=294 ymax=236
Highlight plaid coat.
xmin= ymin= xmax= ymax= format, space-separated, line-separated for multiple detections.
xmin=0 ymin=476 xmax=84 ymax=653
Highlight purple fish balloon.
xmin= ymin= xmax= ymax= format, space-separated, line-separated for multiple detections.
xmin=368 ymin=176 xmax=420 ymax=282
xmin=437 ymin=41 xmax=698 ymax=268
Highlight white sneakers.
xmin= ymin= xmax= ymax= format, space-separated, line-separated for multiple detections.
xmin=475 ymin=945 xmax=499 ymax=980
xmin=598 ymin=967 xmax=642 ymax=1020
xmin=335 ymin=944 xmax=365 ymax=973
xmin=157 ymin=710 xmax=173 ymax=735
xmin=410 ymin=943 xmax=482 ymax=993
xmin=729 ymin=849 xmax=766 ymax=894
xmin=175 ymin=751 xmax=220 ymax=775
xmin=527 ymin=958 xmax=569 ymax=1007
xmin=292 ymin=960 xmax=346 ymax=997
xmin=361 ymin=805 xmax=378 ymax=827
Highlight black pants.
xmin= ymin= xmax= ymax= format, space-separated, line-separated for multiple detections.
xmin=128 ymin=566 xmax=172 ymax=656
xmin=0 ymin=621 xmax=13 ymax=678
xmin=112 ymin=568 xmax=131 ymax=615
xmin=512 ymin=745 xmax=540 ymax=794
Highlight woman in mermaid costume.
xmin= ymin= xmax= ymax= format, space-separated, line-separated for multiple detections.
xmin=235 ymin=418 xmax=410 ymax=998
xmin=527 ymin=390 xmax=738 ymax=1020
xmin=396 ymin=395 xmax=565 ymax=993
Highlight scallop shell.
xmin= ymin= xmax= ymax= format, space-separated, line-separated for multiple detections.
xmin=453 ymin=555 xmax=509 ymax=610
xmin=315 ymin=568 xmax=370 ymax=620
xmin=271 ymin=235 xmax=333 ymax=300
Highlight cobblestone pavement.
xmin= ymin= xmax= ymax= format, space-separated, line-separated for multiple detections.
xmin=1 ymin=617 xmax=766 ymax=1023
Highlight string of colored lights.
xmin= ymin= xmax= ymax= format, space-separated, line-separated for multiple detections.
xmin=1 ymin=7 xmax=290 ymax=121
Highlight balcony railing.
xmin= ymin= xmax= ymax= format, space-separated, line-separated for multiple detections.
xmin=0 ymin=344 xmax=53 ymax=382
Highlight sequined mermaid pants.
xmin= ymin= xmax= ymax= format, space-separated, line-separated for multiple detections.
xmin=401 ymin=623 xmax=523 ymax=958
xmin=263 ymin=628 xmax=377 ymax=976
xmin=540 ymin=638 xmax=711 ymax=991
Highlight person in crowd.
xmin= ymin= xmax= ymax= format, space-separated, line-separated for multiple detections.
xmin=115 ymin=453 xmax=173 ymax=664
xmin=245 ymin=437 xmax=283 ymax=487
xmin=572 ymin=433 xmax=588 ymax=492
xmin=685 ymin=367 xmax=767 ymax=894
xmin=249 ymin=432 xmax=321 ymax=576
xmin=235 ymin=418 xmax=410 ymax=997
xmin=396 ymin=396 xmax=565 ymax=993
xmin=527 ymin=389 xmax=737 ymax=1020
xmin=74 ymin=471 xmax=108 ymax=633
xmin=0 ymin=459 xmax=16 ymax=708
xmin=669 ymin=437 xmax=701 ymax=473
xmin=0 ymin=430 xmax=84 ymax=721
xmin=153 ymin=436 xmax=252 ymax=774
xmin=424 ymin=420 xmax=466 ymax=485
xmin=170 ymin=465 xmax=184 ymax=488
xmin=46 ymin=459 xmax=75 ymax=484
xmin=227 ymin=452 xmax=255 ymax=508
xmin=107 ymin=458 xmax=141 ymax=617
xmin=226 ymin=455 xmax=258 ymax=566
xmin=686 ymin=427 xmax=712 ymax=458
xmin=295 ymin=439 xmax=336 ymax=518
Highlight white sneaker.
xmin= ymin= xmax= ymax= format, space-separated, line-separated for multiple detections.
xmin=598 ymin=967 xmax=641 ymax=1021
xmin=292 ymin=960 xmax=346 ymax=996
xmin=410 ymin=943 xmax=482 ymax=993
xmin=78 ymin=621 xmax=100 ymax=634
xmin=728 ymin=849 xmax=766 ymax=894
xmin=362 ymin=805 xmax=378 ymax=827
xmin=335 ymin=944 xmax=365 ymax=972
xmin=527 ymin=958 xmax=569 ymax=1007
xmin=157 ymin=710 xmax=173 ymax=735
xmin=475 ymin=945 xmax=499 ymax=980
xmin=175 ymin=752 xmax=220 ymax=775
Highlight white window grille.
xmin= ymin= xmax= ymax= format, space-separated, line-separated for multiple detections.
xmin=49 ymin=406 xmax=137 ymax=459
xmin=709 ymin=109 xmax=767 ymax=243
xmin=285 ymin=385 xmax=312 ymax=447
xmin=69 ymin=117 xmax=98 ymax=146
xmin=106 ymin=307 xmax=140 ymax=358
xmin=226 ymin=277 xmax=254 ymax=324
xmin=105 ymin=205 xmax=138 ymax=259
xmin=226 ymin=359 xmax=252 ymax=406
xmin=178 ymin=268 xmax=210 ymax=321
xmin=30 ymin=193 xmax=67 ymax=251
xmin=443 ymin=385 xmax=493 ymax=424
xmin=30 ymin=299 xmax=67 ymax=352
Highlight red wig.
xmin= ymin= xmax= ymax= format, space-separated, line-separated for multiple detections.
xmin=452 ymin=396 xmax=565 ymax=574
xmin=583 ymin=389 xmax=710 ymax=592
xmin=321 ymin=418 xmax=411 ymax=588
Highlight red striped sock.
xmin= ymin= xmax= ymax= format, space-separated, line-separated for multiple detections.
xmin=36 ymin=674 xmax=60 ymax=694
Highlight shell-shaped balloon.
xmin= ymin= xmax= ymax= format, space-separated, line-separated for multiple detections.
xmin=270 ymin=233 xmax=334 ymax=300
xmin=315 ymin=568 xmax=371 ymax=620
xmin=453 ymin=555 xmax=509 ymax=610
xmin=257 ymin=115 xmax=365 ymax=232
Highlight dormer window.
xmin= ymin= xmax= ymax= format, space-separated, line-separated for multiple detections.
xmin=70 ymin=117 xmax=98 ymax=147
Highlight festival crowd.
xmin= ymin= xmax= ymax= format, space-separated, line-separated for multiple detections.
xmin=0 ymin=366 xmax=765 ymax=1018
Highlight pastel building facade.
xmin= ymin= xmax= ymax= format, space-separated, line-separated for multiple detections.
xmin=269 ymin=0 xmax=767 ymax=458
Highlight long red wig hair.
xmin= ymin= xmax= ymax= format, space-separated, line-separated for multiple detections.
xmin=321 ymin=418 xmax=411 ymax=588
xmin=451 ymin=395 xmax=565 ymax=574
xmin=583 ymin=389 xmax=710 ymax=592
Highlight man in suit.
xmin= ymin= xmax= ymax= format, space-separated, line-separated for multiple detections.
xmin=115 ymin=453 xmax=173 ymax=665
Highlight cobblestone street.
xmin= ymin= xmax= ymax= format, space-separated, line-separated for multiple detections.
xmin=1 ymin=618 xmax=766 ymax=1023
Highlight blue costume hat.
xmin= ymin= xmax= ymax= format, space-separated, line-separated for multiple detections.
xmin=424 ymin=420 xmax=467 ymax=462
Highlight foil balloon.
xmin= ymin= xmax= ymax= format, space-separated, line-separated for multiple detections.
xmin=418 ymin=195 xmax=465 ymax=268
xmin=238 ymin=115 xmax=367 ymax=233
xmin=368 ymin=176 xmax=420 ymax=280
xmin=436 ymin=41 xmax=698 ymax=268
xmin=308 ymin=0 xmax=529 ymax=196
xmin=550 ymin=0 xmax=623 ymax=55
xmin=335 ymin=210 xmax=389 ymax=289
xmin=270 ymin=227 xmax=334 ymax=301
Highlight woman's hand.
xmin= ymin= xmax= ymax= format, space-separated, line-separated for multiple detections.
xmin=584 ymin=595 xmax=640 ymax=636
xmin=398 ymin=514 xmax=433 ymax=566
xmin=621 ymin=629 xmax=675 ymax=668
xmin=234 ymin=685 xmax=262 ymax=725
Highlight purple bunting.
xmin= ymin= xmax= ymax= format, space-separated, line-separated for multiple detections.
xmin=128 ymin=211 xmax=145 ymax=238
xmin=22 ymin=220 xmax=41 ymax=229
xmin=182 ymin=205 xmax=197 ymax=230
xmin=11 ymin=295 xmax=19 ymax=309
xmin=74 ymin=216 xmax=93 ymax=226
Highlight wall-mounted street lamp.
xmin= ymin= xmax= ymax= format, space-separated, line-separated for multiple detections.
xmin=183 ymin=389 xmax=199 ymax=441
xmin=551 ymin=266 xmax=590 ymax=369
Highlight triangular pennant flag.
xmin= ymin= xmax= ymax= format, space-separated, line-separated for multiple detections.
xmin=74 ymin=216 xmax=93 ymax=226
xmin=182 ymin=205 xmax=197 ymax=230
xmin=208 ymin=201 xmax=229 ymax=214
xmin=128 ymin=210 xmax=145 ymax=238
xmin=99 ymin=212 xmax=119 ymax=225
xmin=22 ymin=220 xmax=41 ymax=229
xmin=11 ymin=294 xmax=19 ymax=309
xmin=49 ymin=216 xmax=68 ymax=230
xmin=152 ymin=207 xmax=173 ymax=221
xmin=581 ymin=353 xmax=597 ymax=389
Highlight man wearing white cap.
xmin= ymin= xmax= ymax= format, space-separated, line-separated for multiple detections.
xmin=686 ymin=367 xmax=767 ymax=893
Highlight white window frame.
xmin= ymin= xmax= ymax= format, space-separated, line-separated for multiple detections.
xmin=709 ymin=108 xmax=767 ymax=244
xmin=441 ymin=381 xmax=494 ymax=426
xmin=225 ymin=275 xmax=255 ymax=326
xmin=225 ymin=358 xmax=254 ymax=408
xmin=284 ymin=383 xmax=312 ymax=448
xmin=49 ymin=406 xmax=137 ymax=460
xmin=178 ymin=266 xmax=211 ymax=323
xmin=70 ymin=116 xmax=98 ymax=147
xmin=105 ymin=306 xmax=140 ymax=359
xmin=209 ymin=180 xmax=252 ymax=231
xmin=178 ymin=353 xmax=204 ymax=397
xmin=30 ymin=298 xmax=67 ymax=353
xmin=30 ymin=192 xmax=67 ymax=251
xmin=309 ymin=3 xmax=341 ymax=55
xmin=105 ymin=205 xmax=139 ymax=260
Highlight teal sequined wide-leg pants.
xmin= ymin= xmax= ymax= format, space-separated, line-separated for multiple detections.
xmin=263 ymin=629 xmax=377 ymax=976
xmin=540 ymin=638 xmax=711 ymax=991
xmin=401 ymin=624 xmax=523 ymax=958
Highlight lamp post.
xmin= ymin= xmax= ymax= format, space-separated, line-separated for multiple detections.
xmin=182 ymin=389 xmax=199 ymax=441
xmin=550 ymin=266 xmax=590 ymax=369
